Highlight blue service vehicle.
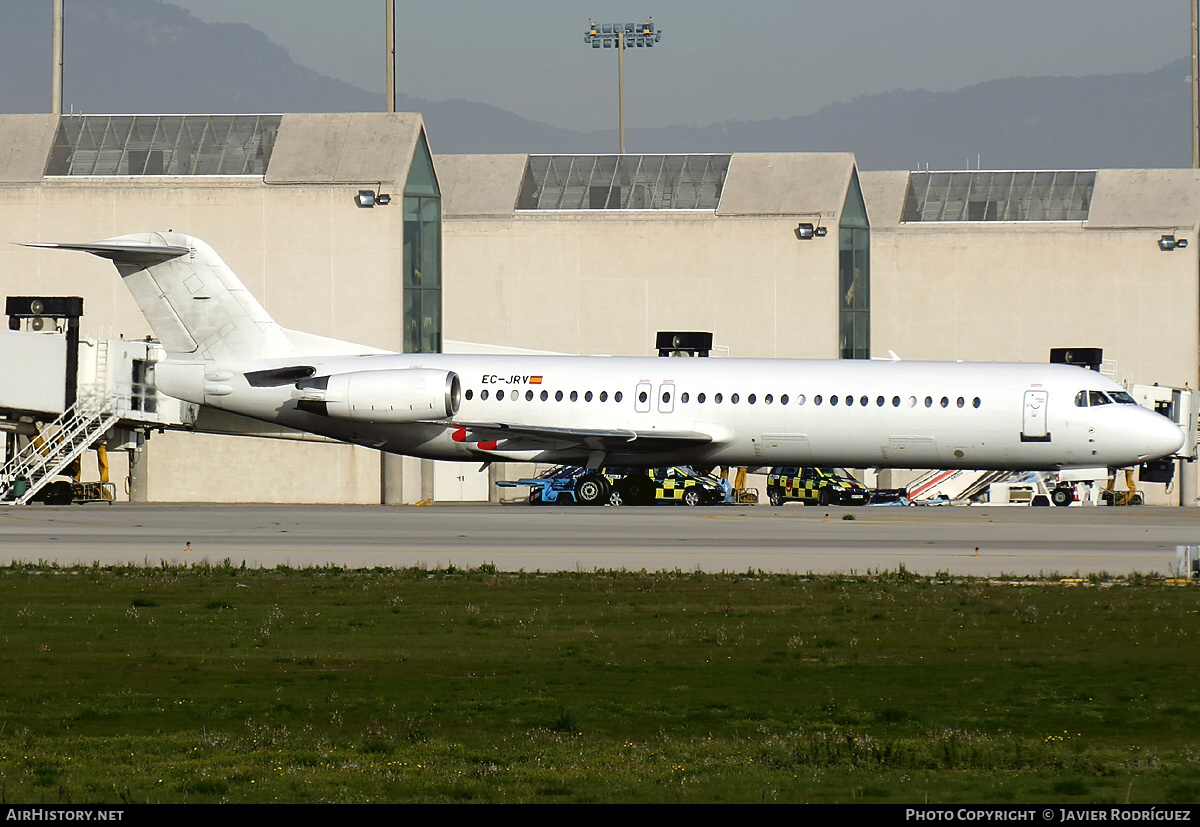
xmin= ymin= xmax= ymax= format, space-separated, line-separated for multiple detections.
xmin=496 ymin=465 xmax=599 ymax=505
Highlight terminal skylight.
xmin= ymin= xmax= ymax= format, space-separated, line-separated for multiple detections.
xmin=45 ymin=115 xmax=281 ymax=176
xmin=901 ymin=171 xmax=1095 ymax=222
xmin=516 ymin=154 xmax=730 ymax=210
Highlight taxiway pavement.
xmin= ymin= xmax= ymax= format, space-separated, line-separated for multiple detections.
xmin=2 ymin=502 xmax=1198 ymax=576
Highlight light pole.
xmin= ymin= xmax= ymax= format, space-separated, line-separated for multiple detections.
xmin=386 ymin=0 xmax=395 ymax=113
xmin=584 ymin=19 xmax=662 ymax=153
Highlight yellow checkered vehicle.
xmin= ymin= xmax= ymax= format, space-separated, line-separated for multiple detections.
xmin=766 ymin=467 xmax=868 ymax=507
xmin=605 ymin=466 xmax=725 ymax=506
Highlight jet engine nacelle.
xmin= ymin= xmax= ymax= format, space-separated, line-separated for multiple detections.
xmin=293 ymin=368 xmax=460 ymax=423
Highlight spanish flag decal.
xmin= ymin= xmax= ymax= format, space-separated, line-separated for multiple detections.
xmin=530 ymin=376 xmax=543 ymax=384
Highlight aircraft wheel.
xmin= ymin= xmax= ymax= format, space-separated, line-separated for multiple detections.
xmin=575 ymin=474 xmax=609 ymax=506
xmin=682 ymin=488 xmax=702 ymax=507
xmin=768 ymin=488 xmax=784 ymax=507
xmin=622 ymin=475 xmax=655 ymax=506
xmin=1051 ymin=486 xmax=1072 ymax=507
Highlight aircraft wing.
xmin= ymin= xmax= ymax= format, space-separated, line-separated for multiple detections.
xmin=442 ymin=421 xmax=715 ymax=452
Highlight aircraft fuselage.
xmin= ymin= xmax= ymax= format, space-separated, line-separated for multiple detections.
xmin=156 ymin=352 xmax=1184 ymax=471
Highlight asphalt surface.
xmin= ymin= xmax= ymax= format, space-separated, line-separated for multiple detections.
xmin=2 ymin=501 xmax=1199 ymax=576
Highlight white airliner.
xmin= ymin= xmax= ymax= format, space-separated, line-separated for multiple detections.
xmin=26 ymin=232 xmax=1184 ymax=499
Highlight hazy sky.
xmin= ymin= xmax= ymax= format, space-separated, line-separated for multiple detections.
xmin=172 ymin=0 xmax=1189 ymax=132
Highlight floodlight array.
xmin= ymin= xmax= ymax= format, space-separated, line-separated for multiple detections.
xmin=584 ymin=19 xmax=662 ymax=48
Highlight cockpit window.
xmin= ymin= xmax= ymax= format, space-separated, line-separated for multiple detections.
xmin=1109 ymin=391 xmax=1136 ymax=404
xmin=1076 ymin=390 xmax=1115 ymax=407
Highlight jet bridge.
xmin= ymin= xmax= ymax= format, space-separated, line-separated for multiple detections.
xmin=0 ymin=297 xmax=197 ymax=504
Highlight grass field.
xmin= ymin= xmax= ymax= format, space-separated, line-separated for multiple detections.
xmin=0 ymin=562 xmax=1197 ymax=803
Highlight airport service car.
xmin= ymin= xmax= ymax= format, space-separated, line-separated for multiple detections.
xmin=766 ymin=467 xmax=869 ymax=507
xmin=634 ymin=466 xmax=726 ymax=506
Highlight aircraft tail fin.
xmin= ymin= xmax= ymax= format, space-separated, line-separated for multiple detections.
xmin=24 ymin=232 xmax=295 ymax=362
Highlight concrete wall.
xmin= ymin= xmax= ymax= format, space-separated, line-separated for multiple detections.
xmin=442 ymin=213 xmax=843 ymax=358
xmin=869 ymin=222 xmax=1199 ymax=390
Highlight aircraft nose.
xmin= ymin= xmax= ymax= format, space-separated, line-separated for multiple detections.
xmin=1142 ymin=413 xmax=1186 ymax=461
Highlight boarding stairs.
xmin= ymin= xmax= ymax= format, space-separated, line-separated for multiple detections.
xmin=1 ymin=340 xmax=119 ymax=505
xmin=905 ymin=468 xmax=1012 ymax=504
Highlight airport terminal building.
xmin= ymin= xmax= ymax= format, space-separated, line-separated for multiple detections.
xmin=0 ymin=112 xmax=1197 ymax=503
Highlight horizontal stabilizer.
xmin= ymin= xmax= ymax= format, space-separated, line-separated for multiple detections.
xmin=22 ymin=240 xmax=191 ymax=263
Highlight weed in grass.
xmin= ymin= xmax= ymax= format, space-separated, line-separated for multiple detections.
xmin=550 ymin=709 xmax=581 ymax=734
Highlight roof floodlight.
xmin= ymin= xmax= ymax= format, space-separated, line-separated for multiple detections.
xmin=1159 ymin=234 xmax=1177 ymax=251
xmin=584 ymin=18 xmax=664 ymax=152
xmin=376 ymin=193 xmax=392 ymax=206
xmin=815 ymin=226 xmax=828 ymax=238
xmin=795 ymin=222 xmax=815 ymax=240
xmin=356 ymin=189 xmax=376 ymax=208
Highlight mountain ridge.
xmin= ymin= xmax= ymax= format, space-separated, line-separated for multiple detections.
xmin=0 ymin=0 xmax=1189 ymax=168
